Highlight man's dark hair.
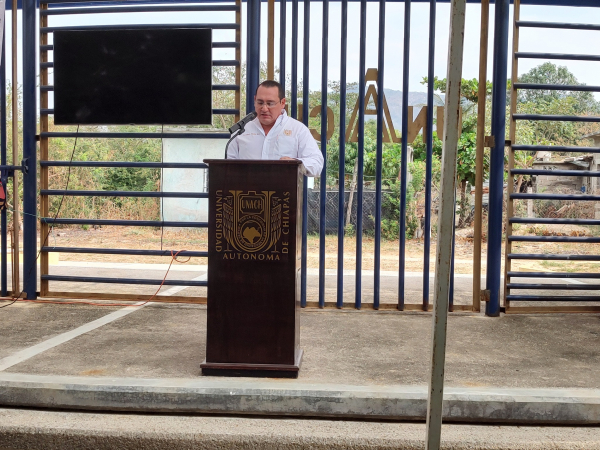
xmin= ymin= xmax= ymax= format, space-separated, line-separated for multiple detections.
xmin=256 ymin=80 xmax=285 ymax=100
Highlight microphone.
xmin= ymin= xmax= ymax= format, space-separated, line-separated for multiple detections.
xmin=228 ymin=111 xmax=257 ymax=134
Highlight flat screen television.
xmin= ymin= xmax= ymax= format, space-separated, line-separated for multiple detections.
xmin=53 ymin=27 xmax=213 ymax=125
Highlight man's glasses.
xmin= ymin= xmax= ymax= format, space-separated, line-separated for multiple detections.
xmin=255 ymin=100 xmax=281 ymax=108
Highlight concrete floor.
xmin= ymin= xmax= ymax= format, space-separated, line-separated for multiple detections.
xmin=1 ymin=261 xmax=600 ymax=448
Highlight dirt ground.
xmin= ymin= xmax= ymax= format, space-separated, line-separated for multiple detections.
xmin=37 ymin=222 xmax=600 ymax=274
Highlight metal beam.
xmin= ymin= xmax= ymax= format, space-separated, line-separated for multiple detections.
xmin=425 ymin=0 xmax=466 ymax=448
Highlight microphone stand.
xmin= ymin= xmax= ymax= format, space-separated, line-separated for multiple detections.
xmin=224 ymin=125 xmax=247 ymax=159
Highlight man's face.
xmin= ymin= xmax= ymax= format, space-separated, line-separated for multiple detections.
xmin=254 ymin=86 xmax=286 ymax=127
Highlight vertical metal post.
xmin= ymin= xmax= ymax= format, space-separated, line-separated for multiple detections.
xmin=473 ymin=0 xmax=489 ymax=312
xmin=235 ymin=0 xmax=242 ymax=123
xmin=11 ymin=0 xmax=18 ymax=296
xmin=486 ymin=0 xmax=510 ymax=317
xmin=373 ymin=0 xmax=385 ymax=310
xmin=246 ymin=0 xmax=261 ymax=114
xmin=267 ymin=0 xmax=275 ymax=80
xmin=39 ymin=2 xmax=49 ymax=297
xmin=22 ymin=0 xmax=36 ymax=299
xmin=355 ymin=0 xmax=366 ymax=310
xmin=423 ymin=0 xmax=436 ymax=310
xmin=337 ymin=0 xmax=347 ymax=309
xmin=300 ymin=0 xmax=310 ymax=308
xmin=1 ymin=28 xmax=6 ymax=297
xmin=318 ymin=0 xmax=328 ymax=308
xmin=425 ymin=0 xmax=466 ymax=447
xmin=503 ymin=0 xmax=520 ymax=312
xmin=279 ymin=0 xmax=286 ymax=86
xmin=398 ymin=0 xmax=411 ymax=311
xmin=290 ymin=0 xmax=298 ymax=118
xmin=449 ymin=204 xmax=455 ymax=312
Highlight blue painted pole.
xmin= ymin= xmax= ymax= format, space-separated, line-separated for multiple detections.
xmin=319 ymin=0 xmax=328 ymax=308
xmin=374 ymin=0 xmax=385 ymax=310
xmin=279 ymin=0 xmax=286 ymax=86
xmin=0 ymin=30 xmax=6 ymax=297
xmin=355 ymin=0 xmax=366 ymax=309
xmin=486 ymin=0 xmax=510 ymax=317
xmin=23 ymin=0 xmax=36 ymax=299
xmin=337 ymin=0 xmax=347 ymax=309
xmin=300 ymin=0 xmax=310 ymax=308
xmin=423 ymin=0 xmax=436 ymax=310
xmin=246 ymin=0 xmax=261 ymax=113
xmin=291 ymin=0 xmax=298 ymax=118
xmin=399 ymin=0 xmax=411 ymax=311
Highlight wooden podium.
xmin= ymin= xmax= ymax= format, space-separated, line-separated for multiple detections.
xmin=200 ymin=160 xmax=304 ymax=378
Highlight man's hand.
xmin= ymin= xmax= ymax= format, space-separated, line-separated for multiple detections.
xmin=279 ymin=156 xmax=296 ymax=160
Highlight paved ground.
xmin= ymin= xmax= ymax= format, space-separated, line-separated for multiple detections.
xmin=1 ymin=261 xmax=600 ymax=448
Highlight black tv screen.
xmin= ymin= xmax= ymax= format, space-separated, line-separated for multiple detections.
xmin=53 ymin=28 xmax=213 ymax=125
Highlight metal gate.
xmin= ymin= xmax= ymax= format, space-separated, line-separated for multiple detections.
xmin=504 ymin=0 xmax=600 ymax=313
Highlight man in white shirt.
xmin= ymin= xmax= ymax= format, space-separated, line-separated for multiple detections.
xmin=226 ymin=80 xmax=324 ymax=177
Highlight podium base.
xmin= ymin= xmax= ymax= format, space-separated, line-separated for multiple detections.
xmin=201 ymin=350 xmax=303 ymax=379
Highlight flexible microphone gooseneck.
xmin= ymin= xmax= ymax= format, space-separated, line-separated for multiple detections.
xmin=225 ymin=111 xmax=257 ymax=159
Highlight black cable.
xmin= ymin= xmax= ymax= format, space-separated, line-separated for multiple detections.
xmin=0 ymin=125 xmax=80 ymax=308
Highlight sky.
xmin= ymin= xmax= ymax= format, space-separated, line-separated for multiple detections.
xmin=3 ymin=2 xmax=600 ymax=99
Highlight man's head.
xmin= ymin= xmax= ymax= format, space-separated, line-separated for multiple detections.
xmin=254 ymin=80 xmax=286 ymax=128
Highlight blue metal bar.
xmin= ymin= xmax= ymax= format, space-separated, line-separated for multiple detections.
xmin=290 ymin=0 xmax=298 ymax=118
xmin=41 ymin=108 xmax=239 ymax=116
xmin=512 ymin=193 xmax=600 ymax=201
xmin=509 ymin=254 xmax=600 ymax=261
xmin=355 ymin=0 xmax=366 ymax=310
xmin=279 ymin=0 xmax=286 ymax=86
xmin=42 ymin=59 xmax=240 ymax=68
xmin=507 ymin=283 xmax=600 ymax=290
xmin=43 ymin=85 xmax=239 ymax=92
xmin=22 ymin=0 xmax=36 ymax=299
xmin=508 ymin=272 xmax=600 ymax=278
xmin=511 ymin=217 xmax=600 ymax=225
xmin=39 ymin=0 xmax=600 ymax=6
xmin=423 ymin=0 xmax=435 ymax=311
xmin=507 ymin=295 xmax=600 ymax=301
xmin=42 ymin=4 xmax=240 ymax=14
xmin=516 ymin=52 xmax=600 ymax=62
xmin=41 ymin=161 xmax=209 ymax=169
xmin=42 ymin=218 xmax=208 ymax=227
xmin=509 ymin=236 xmax=600 ymax=243
xmin=373 ymin=0 xmax=384 ymax=310
xmin=40 ymin=84 xmax=240 ymax=92
xmin=41 ymin=190 xmax=209 ymax=198
xmin=512 ymin=145 xmax=600 ymax=152
xmin=246 ymin=0 xmax=260 ymax=114
xmin=512 ymin=169 xmax=600 ymax=177
xmin=41 ymin=23 xmax=239 ymax=32
xmin=513 ymin=114 xmax=600 ymax=122
xmin=40 ymin=41 xmax=240 ymax=51
xmin=42 ymin=247 xmax=208 ymax=257
xmin=513 ymin=83 xmax=600 ymax=92
xmin=300 ymin=0 xmax=310 ymax=309
xmin=318 ymin=0 xmax=328 ymax=309
xmin=486 ymin=0 xmax=509 ymax=317
xmin=42 ymin=275 xmax=207 ymax=286
xmin=398 ymin=0 xmax=410 ymax=311
xmin=337 ymin=0 xmax=347 ymax=309
xmin=0 ymin=30 xmax=6 ymax=297
xmin=516 ymin=21 xmax=600 ymax=31
xmin=40 ymin=132 xmax=230 ymax=139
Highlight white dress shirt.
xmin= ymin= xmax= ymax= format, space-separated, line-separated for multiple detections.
xmin=226 ymin=110 xmax=324 ymax=177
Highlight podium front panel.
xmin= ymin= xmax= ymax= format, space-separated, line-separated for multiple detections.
xmin=205 ymin=160 xmax=303 ymax=368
